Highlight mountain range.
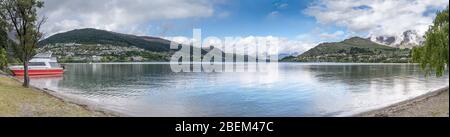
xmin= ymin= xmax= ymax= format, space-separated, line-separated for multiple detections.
xmin=37 ymin=28 xmax=415 ymax=63
xmin=38 ymin=28 xmax=252 ymax=63
xmin=368 ymin=30 xmax=424 ymax=49
xmin=281 ymin=37 xmax=412 ymax=63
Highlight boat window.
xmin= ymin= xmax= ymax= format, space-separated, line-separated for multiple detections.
xmin=28 ymin=62 xmax=46 ymax=66
xmin=49 ymin=62 xmax=60 ymax=68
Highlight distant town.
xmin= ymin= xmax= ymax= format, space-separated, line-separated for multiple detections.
xmin=37 ymin=43 xmax=169 ymax=63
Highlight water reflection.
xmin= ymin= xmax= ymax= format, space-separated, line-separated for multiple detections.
xmin=29 ymin=63 xmax=449 ymax=117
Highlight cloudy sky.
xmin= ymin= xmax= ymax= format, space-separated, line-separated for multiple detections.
xmin=38 ymin=0 xmax=448 ymax=55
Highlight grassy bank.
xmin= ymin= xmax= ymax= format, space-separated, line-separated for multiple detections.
xmin=0 ymin=75 xmax=109 ymax=117
xmin=358 ymin=87 xmax=449 ymax=117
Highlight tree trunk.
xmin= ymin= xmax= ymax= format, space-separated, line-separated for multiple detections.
xmin=23 ymin=61 xmax=30 ymax=87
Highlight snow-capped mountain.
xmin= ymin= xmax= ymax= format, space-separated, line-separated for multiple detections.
xmin=278 ymin=52 xmax=300 ymax=59
xmin=369 ymin=30 xmax=424 ymax=49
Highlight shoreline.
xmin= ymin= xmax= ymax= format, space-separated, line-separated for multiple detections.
xmin=35 ymin=86 xmax=126 ymax=117
xmin=355 ymin=86 xmax=449 ymax=117
xmin=2 ymin=71 xmax=448 ymax=117
xmin=0 ymin=73 xmax=121 ymax=117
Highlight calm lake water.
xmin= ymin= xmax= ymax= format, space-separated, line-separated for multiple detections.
xmin=29 ymin=63 xmax=449 ymax=117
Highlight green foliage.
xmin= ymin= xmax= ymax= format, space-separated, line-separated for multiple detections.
xmin=1 ymin=0 xmax=45 ymax=87
xmin=1 ymin=15 xmax=12 ymax=69
xmin=0 ymin=48 xmax=7 ymax=70
xmin=1 ymin=0 xmax=45 ymax=61
xmin=283 ymin=37 xmax=411 ymax=63
xmin=412 ymin=7 xmax=449 ymax=77
xmin=1 ymin=5 xmax=7 ymax=50
xmin=0 ymin=17 xmax=6 ymax=69
xmin=0 ymin=31 xmax=6 ymax=49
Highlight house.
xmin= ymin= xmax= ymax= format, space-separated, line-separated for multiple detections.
xmin=131 ymin=56 xmax=144 ymax=62
xmin=92 ymin=55 xmax=102 ymax=62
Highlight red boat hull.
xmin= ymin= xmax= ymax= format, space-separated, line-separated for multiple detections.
xmin=11 ymin=69 xmax=64 ymax=76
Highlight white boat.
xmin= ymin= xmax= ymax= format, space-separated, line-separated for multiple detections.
xmin=8 ymin=52 xmax=64 ymax=76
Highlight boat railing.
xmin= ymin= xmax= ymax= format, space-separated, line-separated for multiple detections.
xmin=33 ymin=52 xmax=53 ymax=59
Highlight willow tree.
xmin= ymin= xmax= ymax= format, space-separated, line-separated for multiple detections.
xmin=412 ymin=7 xmax=449 ymax=77
xmin=0 ymin=0 xmax=46 ymax=87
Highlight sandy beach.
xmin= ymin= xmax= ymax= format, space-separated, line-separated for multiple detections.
xmin=357 ymin=86 xmax=449 ymax=117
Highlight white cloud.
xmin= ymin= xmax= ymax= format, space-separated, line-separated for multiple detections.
xmin=38 ymin=0 xmax=215 ymax=36
xmin=165 ymin=35 xmax=318 ymax=56
xmin=320 ymin=31 xmax=345 ymax=39
xmin=267 ymin=2 xmax=289 ymax=19
xmin=276 ymin=3 xmax=289 ymax=10
xmin=305 ymin=0 xmax=449 ymax=36
xmin=217 ymin=11 xmax=231 ymax=19
xmin=267 ymin=11 xmax=281 ymax=19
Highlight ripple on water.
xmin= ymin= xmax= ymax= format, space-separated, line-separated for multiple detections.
xmin=29 ymin=63 xmax=449 ymax=117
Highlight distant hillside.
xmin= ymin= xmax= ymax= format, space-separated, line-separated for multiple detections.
xmin=38 ymin=28 xmax=171 ymax=52
xmin=281 ymin=37 xmax=411 ymax=63
xmin=37 ymin=28 xmax=252 ymax=63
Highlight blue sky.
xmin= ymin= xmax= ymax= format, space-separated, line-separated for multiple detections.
xmin=140 ymin=0 xmax=447 ymax=43
xmin=147 ymin=0 xmax=342 ymax=41
xmin=40 ymin=0 xmax=449 ymax=55
xmin=149 ymin=1 xmax=312 ymax=36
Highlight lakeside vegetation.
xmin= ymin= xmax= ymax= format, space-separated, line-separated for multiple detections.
xmin=412 ymin=7 xmax=449 ymax=77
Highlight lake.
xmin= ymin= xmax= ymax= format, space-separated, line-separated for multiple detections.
xmin=29 ymin=63 xmax=449 ymax=117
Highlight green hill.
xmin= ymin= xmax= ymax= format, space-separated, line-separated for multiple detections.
xmin=38 ymin=28 xmax=171 ymax=52
xmin=281 ymin=37 xmax=412 ymax=63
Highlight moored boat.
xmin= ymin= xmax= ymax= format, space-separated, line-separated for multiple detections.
xmin=8 ymin=53 xmax=64 ymax=76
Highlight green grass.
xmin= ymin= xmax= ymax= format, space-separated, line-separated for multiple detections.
xmin=0 ymin=76 xmax=108 ymax=117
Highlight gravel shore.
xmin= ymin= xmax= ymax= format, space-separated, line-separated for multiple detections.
xmin=357 ymin=86 xmax=449 ymax=117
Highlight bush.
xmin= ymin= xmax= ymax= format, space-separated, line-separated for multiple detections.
xmin=0 ymin=48 xmax=7 ymax=70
